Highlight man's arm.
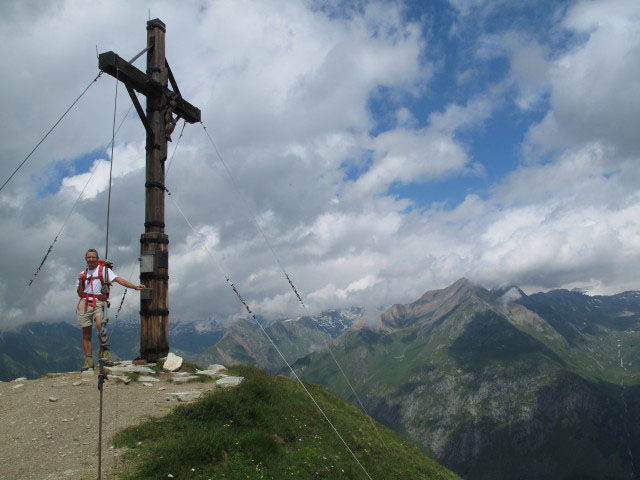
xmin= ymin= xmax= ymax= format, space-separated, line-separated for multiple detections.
xmin=113 ymin=277 xmax=146 ymax=290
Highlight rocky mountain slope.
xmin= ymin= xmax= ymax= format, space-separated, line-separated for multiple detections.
xmin=294 ymin=279 xmax=640 ymax=479
xmin=196 ymin=308 xmax=362 ymax=372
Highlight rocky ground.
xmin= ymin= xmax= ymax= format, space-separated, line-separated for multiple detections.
xmin=0 ymin=361 xmax=241 ymax=479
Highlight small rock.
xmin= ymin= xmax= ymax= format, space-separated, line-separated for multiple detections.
xmin=138 ymin=375 xmax=160 ymax=382
xmin=109 ymin=375 xmax=131 ymax=385
xmin=216 ymin=376 xmax=244 ymax=388
xmin=158 ymin=387 xmax=167 ymax=391
xmin=72 ymin=381 xmax=82 ymax=387
xmin=49 ymin=397 xmax=58 ymax=402
xmin=172 ymin=371 xmax=191 ymax=377
xmin=12 ymin=384 xmax=24 ymax=390
xmin=13 ymin=377 xmax=27 ymax=382
xmin=165 ymin=391 xmax=203 ymax=402
xmin=142 ymin=382 xmax=153 ymax=387
xmin=53 ymin=382 xmax=69 ymax=388
xmin=162 ymin=352 xmax=183 ymax=372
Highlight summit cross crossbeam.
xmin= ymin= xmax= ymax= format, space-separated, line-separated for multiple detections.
xmin=98 ymin=19 xmax=201 ymax=362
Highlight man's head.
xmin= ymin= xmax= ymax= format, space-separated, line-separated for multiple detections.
xmin=85 ymin=249 xmax=99 ymax=269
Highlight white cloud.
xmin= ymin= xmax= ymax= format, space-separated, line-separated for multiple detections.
xmin=1 ymin=0 xmax=639 ymax=333
xmin=524 ymin=0 xmax=640 ymax=158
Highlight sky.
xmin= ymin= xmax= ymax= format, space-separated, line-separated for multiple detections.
xmin=0 ymin=0 xmax=639 ymax=329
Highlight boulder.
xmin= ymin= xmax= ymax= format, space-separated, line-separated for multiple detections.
xmin=162 ymin=352 xmax=183 ymax=372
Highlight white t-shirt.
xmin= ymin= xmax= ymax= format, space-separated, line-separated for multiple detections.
xmin=77 ymin=266 xmax=118 ymax=296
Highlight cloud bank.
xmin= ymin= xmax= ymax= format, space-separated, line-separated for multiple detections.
xmin=0 ymin=0 xmax=638 ymax=329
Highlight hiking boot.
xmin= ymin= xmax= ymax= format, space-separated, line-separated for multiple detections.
xmin=100 ymin=350 xmax=114 ymax=367
xmin=82 ymin=356 xmax=94 ymax=370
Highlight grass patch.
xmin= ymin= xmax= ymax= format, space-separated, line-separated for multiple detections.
xmin=113 ymin=365 xmax=459 ymax=479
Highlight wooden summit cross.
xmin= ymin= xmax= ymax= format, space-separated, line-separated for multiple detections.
xmin=98 ymin=19 xmax=201 ymax=362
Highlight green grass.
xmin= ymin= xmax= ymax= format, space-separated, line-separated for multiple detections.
xmin=112 ymin=365 xmax=459 ymax=480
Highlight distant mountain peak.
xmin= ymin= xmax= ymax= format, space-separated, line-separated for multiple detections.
xmin=380 ymin=278 xmax=490 ymax=330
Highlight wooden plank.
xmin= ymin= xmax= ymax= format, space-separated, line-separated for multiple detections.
xmin=99 ymin=51 xmax=153 ymax=96
xmin=125 ymin=85 xmax=152 ymax=135
xmin=99 ymin=51 xmax=201 ymax=124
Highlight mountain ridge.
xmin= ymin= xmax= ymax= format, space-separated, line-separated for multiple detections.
xmin=294 ymin=278 xmax=640 ymax=480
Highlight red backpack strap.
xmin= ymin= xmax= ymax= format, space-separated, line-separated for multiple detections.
xmin=97 ymin=262 xmax=105 ymax=287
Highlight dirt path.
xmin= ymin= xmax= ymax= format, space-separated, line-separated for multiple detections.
xmin=0 ymin=368 xmax=217 ymax=480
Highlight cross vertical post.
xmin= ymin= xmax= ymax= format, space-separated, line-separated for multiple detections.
xmin=98 ymin=18 xmax=201 ymax=362
xmin=140 ymin=19 xmax=169 ymax=362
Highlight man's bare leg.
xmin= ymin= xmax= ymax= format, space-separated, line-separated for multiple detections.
xmin=95 ymin=311 xmax=111 ymax=363
xmin=82 ymin=326 xmax=92 ymax=356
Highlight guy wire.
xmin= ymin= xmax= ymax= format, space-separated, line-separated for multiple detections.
xmin=105 ymin=68 xmax=119 ymax=261
xmin=0 ymin=71 xmax=104 ymax=194
xmin=27 ymin=102 xmax=134 ymax=287
xmin=199 ymin=122 xmax=388 ymax=448
xmin=167 ymin=190 xmax=374 ymax=480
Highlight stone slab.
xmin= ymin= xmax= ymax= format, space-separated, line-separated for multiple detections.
xmin=196 ymin=365 xmax=228 ymax=378
xmin=165 ymin=391 xmax=203 ymax=402
xmin=138 ymin=376 xmax=160 ymax=383
xmin=206 ymin=364 xmax=228 ymax=375
xmin=105 ymin=365 xmax=155 ymax=375
xmin=171 ymin=376 xmax=199 ymax=384
xmin=216 ymin=376 xmax=244 ymax=388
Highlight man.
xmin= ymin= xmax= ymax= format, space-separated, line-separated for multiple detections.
xmin=76 ymin=249 xmax=145 ymax=370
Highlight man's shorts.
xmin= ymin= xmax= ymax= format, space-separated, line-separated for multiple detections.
xmin=76 ymin=300 xmax=105 ymax=328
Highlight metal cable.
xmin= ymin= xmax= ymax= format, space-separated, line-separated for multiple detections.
xmin=98 ymin=69 xmax=120 ymax=480
xmin=199 ymin=122 xmax=388 ymax=448
xmin=167 ymin=191 xmax=374 ymax=480
xmin=105 ymin=69 xmax=119 ymax=261
xmin=27 ymin=102 xmax=135 ymax=287
xmin=0 ymin=72 xmax=103 ymax=194
xmin=165 ymin=120 xmax=186 ymax=178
